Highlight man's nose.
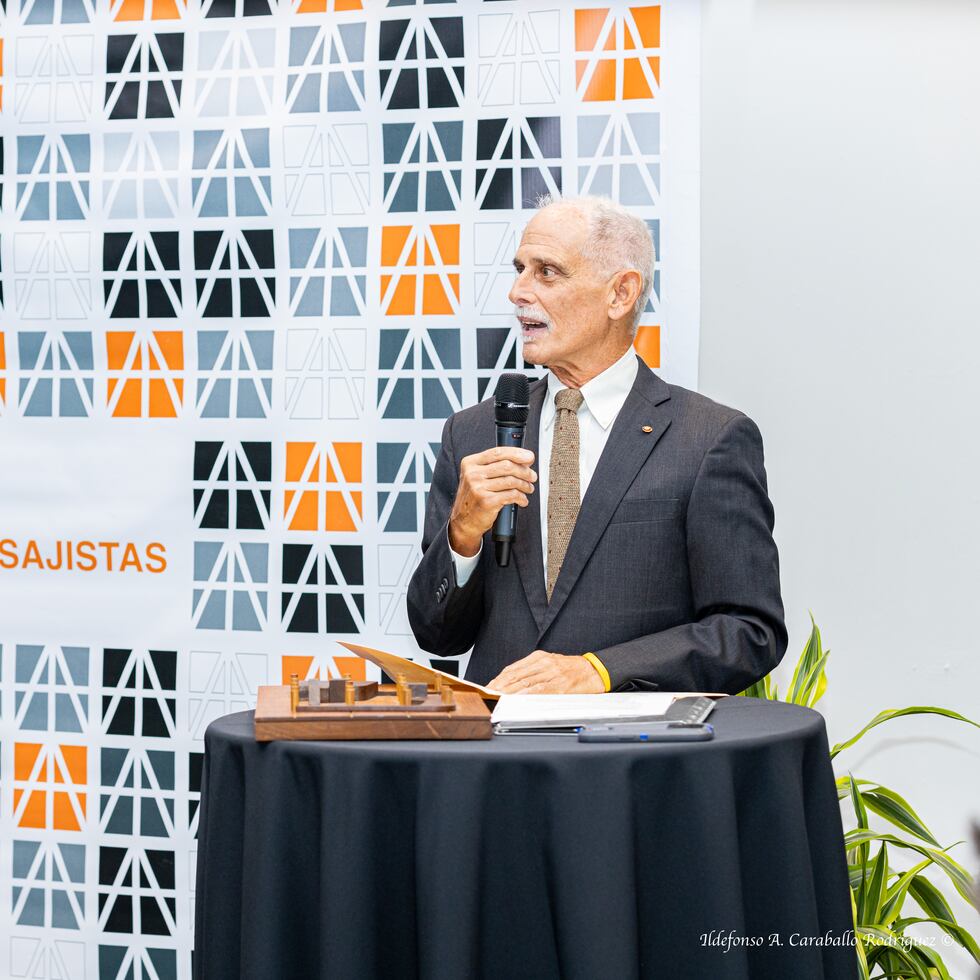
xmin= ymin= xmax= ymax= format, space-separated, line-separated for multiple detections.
xmin=508 ymin=270 xmax=532 ymax=307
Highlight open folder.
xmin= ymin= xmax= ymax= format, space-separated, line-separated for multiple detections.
xmin=337 ymin=641 xmax=502 ymax=698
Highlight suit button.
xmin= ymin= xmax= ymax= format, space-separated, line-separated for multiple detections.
xmin=435 ymin=589 xmax=445 ymax=603
xmin=440 ymin=577 xmax=449 ymax=589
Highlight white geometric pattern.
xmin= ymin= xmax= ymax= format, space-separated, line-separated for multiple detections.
xmin=0 ymin=3 xmax=700 ymax=977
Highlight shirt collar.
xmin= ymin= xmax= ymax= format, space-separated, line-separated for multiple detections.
xmin=543 ymin=346 xmax=639 ymax=431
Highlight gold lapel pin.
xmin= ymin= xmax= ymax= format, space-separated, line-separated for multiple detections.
xmin=641 ymin=425 xmax=653 ymax=433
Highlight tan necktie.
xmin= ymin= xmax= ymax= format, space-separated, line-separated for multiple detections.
xmin=546 ymin=387 xmax=584 ymax=601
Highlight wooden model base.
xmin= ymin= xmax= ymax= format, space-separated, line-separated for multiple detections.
xmin=254 ymin=684 xmax=492 ymax=741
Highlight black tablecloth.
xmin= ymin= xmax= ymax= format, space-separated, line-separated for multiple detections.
xmin=194 ymin=698 xmax=857 ymax=980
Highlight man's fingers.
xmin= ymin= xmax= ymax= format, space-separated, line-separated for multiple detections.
xmin=481 ymin=475 xmax=535 ymax=494
xmin=490 ymin=652 xmax=602 ymax=695
xmin=480 ymin=460 xmax=537 ymax=483
xmin=489 ymin=651 xmax=560 ymax=691
xmin=497 ymin=664 xmax=550 ymax=687
xmin=494 ymin=671 xmax=552 ymax=694
xmin=465 ymin=488 xmax=528 ymax=512
xmin=489 ymin=663 xmax=542 ymax=689
xmin=499 ymin=651 xmax=552 ymax=679
xmin=497 ymin=668 xmax=560 ymax=694
xmin=492 ymin=659 xmax=555 ymax=690
xmin=491 ymin=446 xmax=534 ymax=464
xmin=520 ymin=679 xmax=564 ymax=694
xmin=455 ymin=450 xmax=536 ymax=541
xmin=465 ymin=447 xmax=535 ymax=469
xmin=498 ymin=650 xmax=549 ymax=673
xmin=512 ymin=664 xmax=592 ymax=694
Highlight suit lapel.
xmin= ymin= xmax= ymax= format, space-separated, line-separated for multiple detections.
xmin=512 ymin=377 xmax=550 ymax=632
xmin=537 ymin=359 xmax=673 ymax=639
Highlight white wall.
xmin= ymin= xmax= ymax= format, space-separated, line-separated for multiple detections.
xmin=700 ymin=0 xmax=980 ymax=966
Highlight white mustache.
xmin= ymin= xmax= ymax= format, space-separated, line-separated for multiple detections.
xmin=514 ymin=306 xmax=551 ymax=328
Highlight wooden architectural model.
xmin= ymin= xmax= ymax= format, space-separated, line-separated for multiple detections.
xmin=254 ymin=671 xmax=492 ymax=741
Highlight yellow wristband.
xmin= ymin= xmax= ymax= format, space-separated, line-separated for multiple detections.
xmin=582 ymin=652 xmax=611 ymax=692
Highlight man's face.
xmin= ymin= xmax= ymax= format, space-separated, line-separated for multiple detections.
xmin=508 ymin=206 xmax=615 ymax=372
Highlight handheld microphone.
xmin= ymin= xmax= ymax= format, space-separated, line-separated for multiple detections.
xmin=492 ymin=373 xmax=531 ymax=567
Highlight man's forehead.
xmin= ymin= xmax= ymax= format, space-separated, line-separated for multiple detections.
xmin=513 ymin=236 xmax=572 ymax=264
xmin=514 ymin=213 xmax=587 ymax=264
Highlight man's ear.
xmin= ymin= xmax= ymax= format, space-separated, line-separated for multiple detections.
xmin=608 ymin=269 xmax=643 ymax=324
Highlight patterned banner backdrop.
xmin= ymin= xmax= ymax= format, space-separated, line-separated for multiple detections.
xmin=0 ymin=0 xmax=699 ymax=976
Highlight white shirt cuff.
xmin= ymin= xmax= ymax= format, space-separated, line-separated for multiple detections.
xmin=448 ymin=528 xmax=482 ymax=587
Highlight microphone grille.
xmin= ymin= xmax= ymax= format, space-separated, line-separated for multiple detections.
xmin=494 ymin=373 xmax=530 ymax=424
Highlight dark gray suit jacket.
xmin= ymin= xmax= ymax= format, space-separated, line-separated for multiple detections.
xmin=406 ymin=356 xmax=787 ymax=692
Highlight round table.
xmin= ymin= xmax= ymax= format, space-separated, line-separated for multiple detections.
xmin=193 ymin=697 xmax=857 ymax=980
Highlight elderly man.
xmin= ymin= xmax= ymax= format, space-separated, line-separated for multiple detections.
xmin=406 ymin=195 xmax=786 ymax=694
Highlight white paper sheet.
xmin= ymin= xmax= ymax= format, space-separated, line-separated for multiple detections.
xmin=490 ymin=693 xmax=676 ymax=729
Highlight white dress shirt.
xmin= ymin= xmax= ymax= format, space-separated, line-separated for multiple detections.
xmin=450 ymin=346 xmax=639 ymax=588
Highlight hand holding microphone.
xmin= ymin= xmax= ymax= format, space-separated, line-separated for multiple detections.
xmin=448 ymin=374 xmax=533 ymax=567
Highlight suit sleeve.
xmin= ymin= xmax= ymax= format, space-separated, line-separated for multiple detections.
xmin=405 ymin=412 xmax=486 ymax=658
xmin=592 ymin=413 xmax=788 ymax=693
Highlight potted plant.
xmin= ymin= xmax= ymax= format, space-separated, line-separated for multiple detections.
xmin=740 ymin=617 xmax=980 ymax=979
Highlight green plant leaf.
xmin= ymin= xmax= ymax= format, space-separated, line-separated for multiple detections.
xmin=866 ymin=946 xmax=917 ymax=980
xmin=831 ymin=707 xmax=980 ymax=759
xmin=848 ymin=776 xmax=870 ymax=830
xmin=810 ymin=659 xmax=827 ymax=707
xmin=905 ymin=848 xmax=975 ymax=908
xmin=798 ymin=650 xmax=830 ymax=709
xmin=857 ymin=927 xmax=930 ymax=980
xmin=737 ymin=678 xmax=769 ymax=699
xmin=880 ymin=859 xmax=931 ymax=926
xmin=907 ymin=874 xmax=956 ymax=925
xmin=864 ymin=842 xmax=889 ymax=923
xmin=835 ymin=776 xmax=939 ymax=848
xmin=837 ymin=774 xmax=877 ymax=801
xmin=838 ymin=774 xmax=864 ymax=799
xmin=861 ymin=785 xmax=941 ymax=847
xmin=849 ymin=772 xmax=871 ymax=919
xmin=844 ymin=832 xmax=975 ymax=905
xmin=909 ymin=942 xmax=953 ymax=980
xmin=787 ymin=614 xmax=822 ymax=705
xmin=738 ymin=672 xmax=777 ymax=701
xmin=893 ymin=916 xmax=980 ymax=964
xmin=854 ymin=949 xmax=870 ymax=980
xmin=851 ymin=889 xmax=872 ymax=980
xmin=863 ymin=944 xmax=892 ymax=971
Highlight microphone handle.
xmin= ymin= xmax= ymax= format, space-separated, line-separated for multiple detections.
xmin=492 ymin=421 xmax=527 ymax=567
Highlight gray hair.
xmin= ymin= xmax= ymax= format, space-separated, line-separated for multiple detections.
xmin=535 ymin=194 xmax=655 ymax=335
